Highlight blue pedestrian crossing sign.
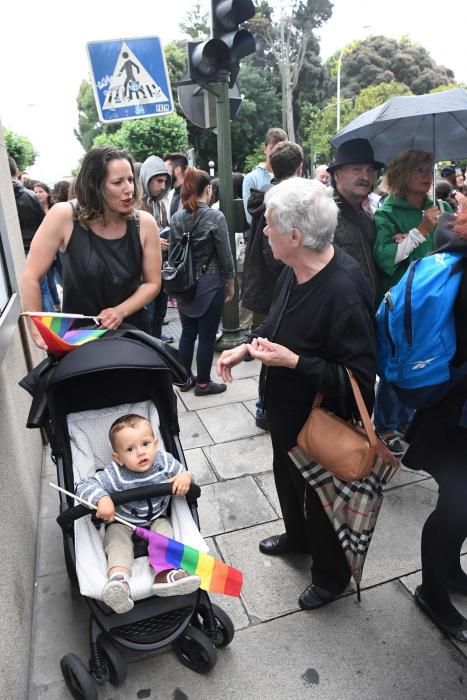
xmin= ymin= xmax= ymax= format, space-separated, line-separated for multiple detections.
xmin=86 ymin=36 xmax=174 ymax=123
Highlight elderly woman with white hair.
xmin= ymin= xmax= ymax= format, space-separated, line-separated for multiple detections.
xmin=217 ymin=177 xmax=376 ymax=610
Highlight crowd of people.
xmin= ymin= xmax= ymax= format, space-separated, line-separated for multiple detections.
xmin=10 ymin=131 xmax=467 ymax=641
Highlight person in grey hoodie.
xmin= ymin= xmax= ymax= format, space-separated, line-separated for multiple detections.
xmin=140 ymin=156 xmax=174 ymax=342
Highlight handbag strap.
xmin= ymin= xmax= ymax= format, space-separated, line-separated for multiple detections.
xmin=312 ymin=367 xmax=377 ymax=447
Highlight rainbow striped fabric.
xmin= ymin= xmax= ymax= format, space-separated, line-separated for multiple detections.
xmin=135 ymin=527 xmax=243 ymax=597
xmin=29 ymin=314 xmax=107 ymax=357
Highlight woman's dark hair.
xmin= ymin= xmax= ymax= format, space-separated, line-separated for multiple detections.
xmin=34 ymin=181 xmax=52 ymax=209
xmin=74 ymin=145 xmax=141 ymax=225
xmin=209 ymin=178 xmax=219 ymax=207
xmin=52 ymin=179 xmax=71 ymax=204
xmin=181 ymin=167 xmax=210 ymax=214
xmin=232 ymin=172 xmax=244 ymax=199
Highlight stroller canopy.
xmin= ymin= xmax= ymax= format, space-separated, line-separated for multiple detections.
xmin=20 ymin=332 xmax=188 ymax=429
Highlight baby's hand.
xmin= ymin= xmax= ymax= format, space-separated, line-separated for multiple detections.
xmin=167 ymin=471 xmax=193 ymax=496
xmin=96 ymin=495 xmax=115 ymax=521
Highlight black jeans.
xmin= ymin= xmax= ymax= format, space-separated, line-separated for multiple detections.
xmin=147 ymin=289 xmax=168 ymax=339
xmin=421 ymin=456 xmax=467 ymax=617
xmin=178 ymin=286 xmax=224 ymax=384
xmin=269 ymin=411 xmax=351 ymax=594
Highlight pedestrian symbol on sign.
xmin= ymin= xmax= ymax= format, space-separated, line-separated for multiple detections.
xmin=102 ymin=42 xmax=169 ymax=109
xmin=87 ymin=36 xmax=174 ymax=123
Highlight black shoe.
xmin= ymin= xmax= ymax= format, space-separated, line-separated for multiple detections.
xmin=255 ymin=412 xmax=270 ymax=431
xmin=447 ymin=578 xmax=467 ymax=595
xmin=178 ymin=376 xmax=196 ymax=392
xmin=414 ymin=586 xmax=467 ymax=642
xmin=380 ymin=434 xmax=406 ymax=458
xmin=298 ymin=584 xmax=337 ymax=610
xmin=259 ymin=533 xmax=289 ymax=555
xmin=161 ymin=334 xmax=174 ymax=343
xmin=194 ymin=381 xmax=227 ymax=396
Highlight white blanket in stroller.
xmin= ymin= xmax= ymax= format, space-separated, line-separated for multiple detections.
xmin=67 ymin=400 xmax=208 ymax=601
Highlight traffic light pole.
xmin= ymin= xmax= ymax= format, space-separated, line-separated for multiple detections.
xmin=213 ymin=74 xmax=247 ymax=350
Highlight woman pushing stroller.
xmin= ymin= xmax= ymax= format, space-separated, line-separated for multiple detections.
xmin=76 ymin=413 xmax=201 ymax=614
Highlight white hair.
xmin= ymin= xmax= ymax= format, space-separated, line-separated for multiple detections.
xmin=264 ymin=177 xmax=338 ymax=251
xmin=314 ymin=164 xmax=329 ymax=176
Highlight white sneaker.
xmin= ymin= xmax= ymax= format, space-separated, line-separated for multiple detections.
xmin=151 ymin=569 xmax=201 ymax=597
xmin=102 ymin=575 xmax=134 ymax=613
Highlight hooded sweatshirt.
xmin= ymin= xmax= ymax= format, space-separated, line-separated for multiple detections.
xmin=140 ymin=156 xmax=170 ymax=228
xmin=373 ymin=193 xmax=452 ymax=300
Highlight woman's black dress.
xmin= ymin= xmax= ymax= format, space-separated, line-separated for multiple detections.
xmin=61 ymin=211 xmax=148 ymax=331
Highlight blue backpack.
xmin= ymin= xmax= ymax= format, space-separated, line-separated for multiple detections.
xmin=376 ymin=251 xmax=467 ymax=409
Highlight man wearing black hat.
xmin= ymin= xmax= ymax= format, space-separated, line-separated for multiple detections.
xmin=328 ymin=138 xmax=384 ymax=301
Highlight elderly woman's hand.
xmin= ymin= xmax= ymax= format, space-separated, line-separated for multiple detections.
xmin=217 ymin=344 xmax=249 ymax=382
xmin=248 ymin=337 xmax=299 ymax=368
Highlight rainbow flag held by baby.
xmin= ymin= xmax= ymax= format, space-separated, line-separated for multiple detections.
xmin=135 ymin=527 xmax=243 ymax=597
xmin=24 ymin=312 xmax=108 ymax=357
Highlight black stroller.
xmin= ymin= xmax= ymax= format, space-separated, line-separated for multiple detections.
xmin=21 ymin=332 xmax=234 ymax=700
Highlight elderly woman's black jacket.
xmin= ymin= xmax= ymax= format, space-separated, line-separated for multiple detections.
xmin=250 ymin=246 xmax=376 ymax=444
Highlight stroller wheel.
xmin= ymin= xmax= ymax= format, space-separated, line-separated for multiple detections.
xmin=194 ymin=603 xmax=235 ymax=648
xmin=172 ymin=624 xmax=217 ymax=674
xmin=96 ymin=635 xmax=127 ymax=686
xmin=60 ymin=653 xmax=98 ymax=700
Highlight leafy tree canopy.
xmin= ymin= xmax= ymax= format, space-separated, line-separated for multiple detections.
xmin=75 ymin=80 xmax=120 ymax=152
xmin=303 ymin=81 xmax=411 ymax=163
xmin=92 ymin=113 xmax=189 ymax=162
xmin=179 ymin=2 xmax=210 ymax=39
xmin=328 ymin=35 xmax=455 ymax=99
xmin=4 ymin=129 xmax=38 ymax=171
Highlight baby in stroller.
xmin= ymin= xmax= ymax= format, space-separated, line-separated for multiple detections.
xmin=76 ymin=413 xmax=201 ymax=613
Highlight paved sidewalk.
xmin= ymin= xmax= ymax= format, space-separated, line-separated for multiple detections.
xmin=29 ymin=309 xmax=467 ymax=699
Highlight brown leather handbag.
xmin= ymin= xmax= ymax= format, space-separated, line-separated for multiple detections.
xmin=297 ymin=368 xmax=381 ymax=481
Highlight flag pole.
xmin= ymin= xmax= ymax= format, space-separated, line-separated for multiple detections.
xmin=21 ymin=312 xmax=102 ymax=320
xmin=49 ymin=482 xmax=135 ymax=530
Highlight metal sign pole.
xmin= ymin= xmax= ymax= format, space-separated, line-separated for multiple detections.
xmin=214 ymin=75 xmax=245 ymax=350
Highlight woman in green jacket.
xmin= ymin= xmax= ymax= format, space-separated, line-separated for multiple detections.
xmin=374 ymin=149 xmax=451 ymax=298
xmin=373 ymin=149 xmax=452 ymax=454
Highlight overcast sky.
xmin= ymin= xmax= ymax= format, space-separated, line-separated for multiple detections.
xmin=1 ymin=0 xmax=464 ymax=182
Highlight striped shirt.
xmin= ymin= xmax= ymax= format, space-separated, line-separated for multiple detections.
xmin=76 ymin=449 xmax=183 ymax=525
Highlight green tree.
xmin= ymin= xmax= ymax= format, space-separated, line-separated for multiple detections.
xmin=74 ymin=80 xmax=120 ymax=151
xmin=4 ymin=129 xmax=38 ymax=171
xmin=429 ymin=81 xmax=467 ymax=93
xmin=250 ymin=0 xmax=333 ymax=141
xmin=303 ymin=81 xmax=412 ymax=163
xmin=92 ymin=113 xmax=189 ymax=162
xmin=328 ymin=36 xmax=454 ymax=100
xmin=179 ymin=2 xmax=210 ymax=39
xmin=164 ymin=41 xmax=187 ymax=87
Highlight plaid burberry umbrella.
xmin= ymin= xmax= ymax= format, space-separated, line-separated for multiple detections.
xmin=288 ymin=446 xmax=399 ymax=600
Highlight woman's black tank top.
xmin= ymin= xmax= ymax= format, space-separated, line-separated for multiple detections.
xmin=61 ymin=207 xmax=148 ymax=330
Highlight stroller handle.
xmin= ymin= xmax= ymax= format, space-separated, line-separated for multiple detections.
xmin=56 ymin=482 xmax=201 ymax=531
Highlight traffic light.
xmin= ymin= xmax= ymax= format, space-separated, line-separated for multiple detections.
xmin=187 ymin=39 xmax=230 ymax=83
xmin=212 ymin=0 xmax=256 ymax=86
xmin=187 ymin=0 xmax=256 ymax=86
